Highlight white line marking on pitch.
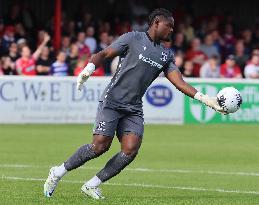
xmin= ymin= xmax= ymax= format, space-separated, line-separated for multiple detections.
xmin=2 ymin=175 xmax=259 ymax=195
xmin=1 ymin=164 xmax=259 ymax=177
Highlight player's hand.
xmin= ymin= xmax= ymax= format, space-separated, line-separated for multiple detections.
xmin=76 ymin=70 xmax=90 ymax=91
xmin=194 ymin=92 xmax=227 ymax=114
xmin=76 ymin=63 xmax=96 ymax=91
xmin=202 ymin=95 xmax=227 ymax=114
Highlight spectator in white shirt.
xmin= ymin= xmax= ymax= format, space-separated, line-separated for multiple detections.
xmin=244 ymin=54 xmax=259 ymax=78
xmin=200 ymin=55 xmax=220 ymax=78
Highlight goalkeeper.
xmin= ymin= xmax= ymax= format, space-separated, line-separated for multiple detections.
xmin=44 ymin=8 xmax=225 ymax=199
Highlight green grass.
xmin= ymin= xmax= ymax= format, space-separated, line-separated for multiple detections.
xmin=1 ymin=124 xmax=259 ymax=205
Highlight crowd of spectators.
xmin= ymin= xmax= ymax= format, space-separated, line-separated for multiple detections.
xmin=1 ymin=3 xmax=259 ymax=79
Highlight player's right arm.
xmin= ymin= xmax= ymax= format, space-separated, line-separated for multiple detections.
xmin=90 ymin=47 xmax=120 ymax=67
xmin=76 ymin=47 xmax=119 ymax=90
xmin=77 ymin=32 xmax=134 ymax=90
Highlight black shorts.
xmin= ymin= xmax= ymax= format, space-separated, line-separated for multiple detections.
xmin=93 ymin=101 xmax=144 ymax=138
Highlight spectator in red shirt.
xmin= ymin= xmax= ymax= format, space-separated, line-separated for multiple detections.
xmin=73 ymin=59 xmax=85 ymax=76
xmin=16 ymin=32 xmax=50 ymax=76
xmin=220 ymin=54 xmax=242 ymax=78
xmin=76 ymin=31 xmax=91 ymax=59
xmin=74 ymin=58 xmax=105 ymax=77
xmin=185 ymin=38 xmax=208 ymax=77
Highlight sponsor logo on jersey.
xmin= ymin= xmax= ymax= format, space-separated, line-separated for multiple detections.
xmin=146 ymin=84 xmax=173 ymax=107
xmin=139 ymin=54 xmax=163 ymax=69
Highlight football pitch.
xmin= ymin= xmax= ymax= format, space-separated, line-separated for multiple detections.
xmin=1 ymin=124 xmax=259 ymax=205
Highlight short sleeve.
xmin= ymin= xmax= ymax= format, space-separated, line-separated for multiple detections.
xmin=163 ymin=59 xmax=179 ymax=75
xmin=108 ymin=32 xmax=135 ymax=55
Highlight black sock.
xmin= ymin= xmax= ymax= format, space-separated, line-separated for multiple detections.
xmin=64 ymin=144 xmax=98 ymax=171
xmin=96 ymin=152 xmax=136 ymax=182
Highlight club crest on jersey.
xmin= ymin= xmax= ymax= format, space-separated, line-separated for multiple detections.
xmin=96 ymin=121 xmax=106 ymax=132
xmin=160 ymin=52 xmax=167 ymax=62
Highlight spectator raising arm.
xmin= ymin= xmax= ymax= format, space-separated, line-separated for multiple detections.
xmin=32 ymin=32 xmax=50 ymax=60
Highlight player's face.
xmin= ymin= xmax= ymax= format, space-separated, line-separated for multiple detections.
xmin=157 ymin=17 xmax=174 ymax=41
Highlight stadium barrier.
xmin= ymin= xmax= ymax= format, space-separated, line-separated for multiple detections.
xmin=0 ymin=76 xmax=258 ymax=124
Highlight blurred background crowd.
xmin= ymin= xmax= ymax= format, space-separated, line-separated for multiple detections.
xmin=1 ymin=0 xmax=259 ymax=79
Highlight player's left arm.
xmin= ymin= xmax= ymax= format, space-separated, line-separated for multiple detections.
xmin=165 ymin=69 xmax=197 ymax=98
xmin=165 ymin=69 xmax=226 ymax=114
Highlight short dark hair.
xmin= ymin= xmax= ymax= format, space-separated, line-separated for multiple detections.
xmin=148 ymin=8 xmax=173 ymax=26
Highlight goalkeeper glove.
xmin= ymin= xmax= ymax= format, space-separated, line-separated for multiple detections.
xmin=76 ymin=63 xmax=95 ymax=91
xmin=194 ymin=92 xmax=227 ymax=114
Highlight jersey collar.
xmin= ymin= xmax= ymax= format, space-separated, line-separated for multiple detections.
xmin=145 ymin=31 xmax=160 ymax=46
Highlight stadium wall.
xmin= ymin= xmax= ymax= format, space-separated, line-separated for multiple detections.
xmin=0 ymin=77 xmax=258 ymax=124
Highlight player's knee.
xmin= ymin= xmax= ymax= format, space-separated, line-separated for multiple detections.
xmin=92 ymin=135 xmax=112 ymax=155
xmin=122 ymin=146 xmax=139 ymax=156
xmin=122 ymin=139 xmax=141 ymax=156
xmin=92 ymin=142 xmax=110 ymax=155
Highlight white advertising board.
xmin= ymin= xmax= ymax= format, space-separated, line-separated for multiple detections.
xmin=0 ymin=76 xmax=184 ymax=124
xmin=143 ymin=78 xmax=183 ymax=124
xmin=0 ymin=77 xmax=107 ymax=123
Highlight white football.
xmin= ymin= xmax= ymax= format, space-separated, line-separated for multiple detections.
xmin=217 ymin=87 xmax=242 ymax=114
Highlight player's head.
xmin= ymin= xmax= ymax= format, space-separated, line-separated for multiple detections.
xmin=148 ymin=8 xmax=174 ymax=41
